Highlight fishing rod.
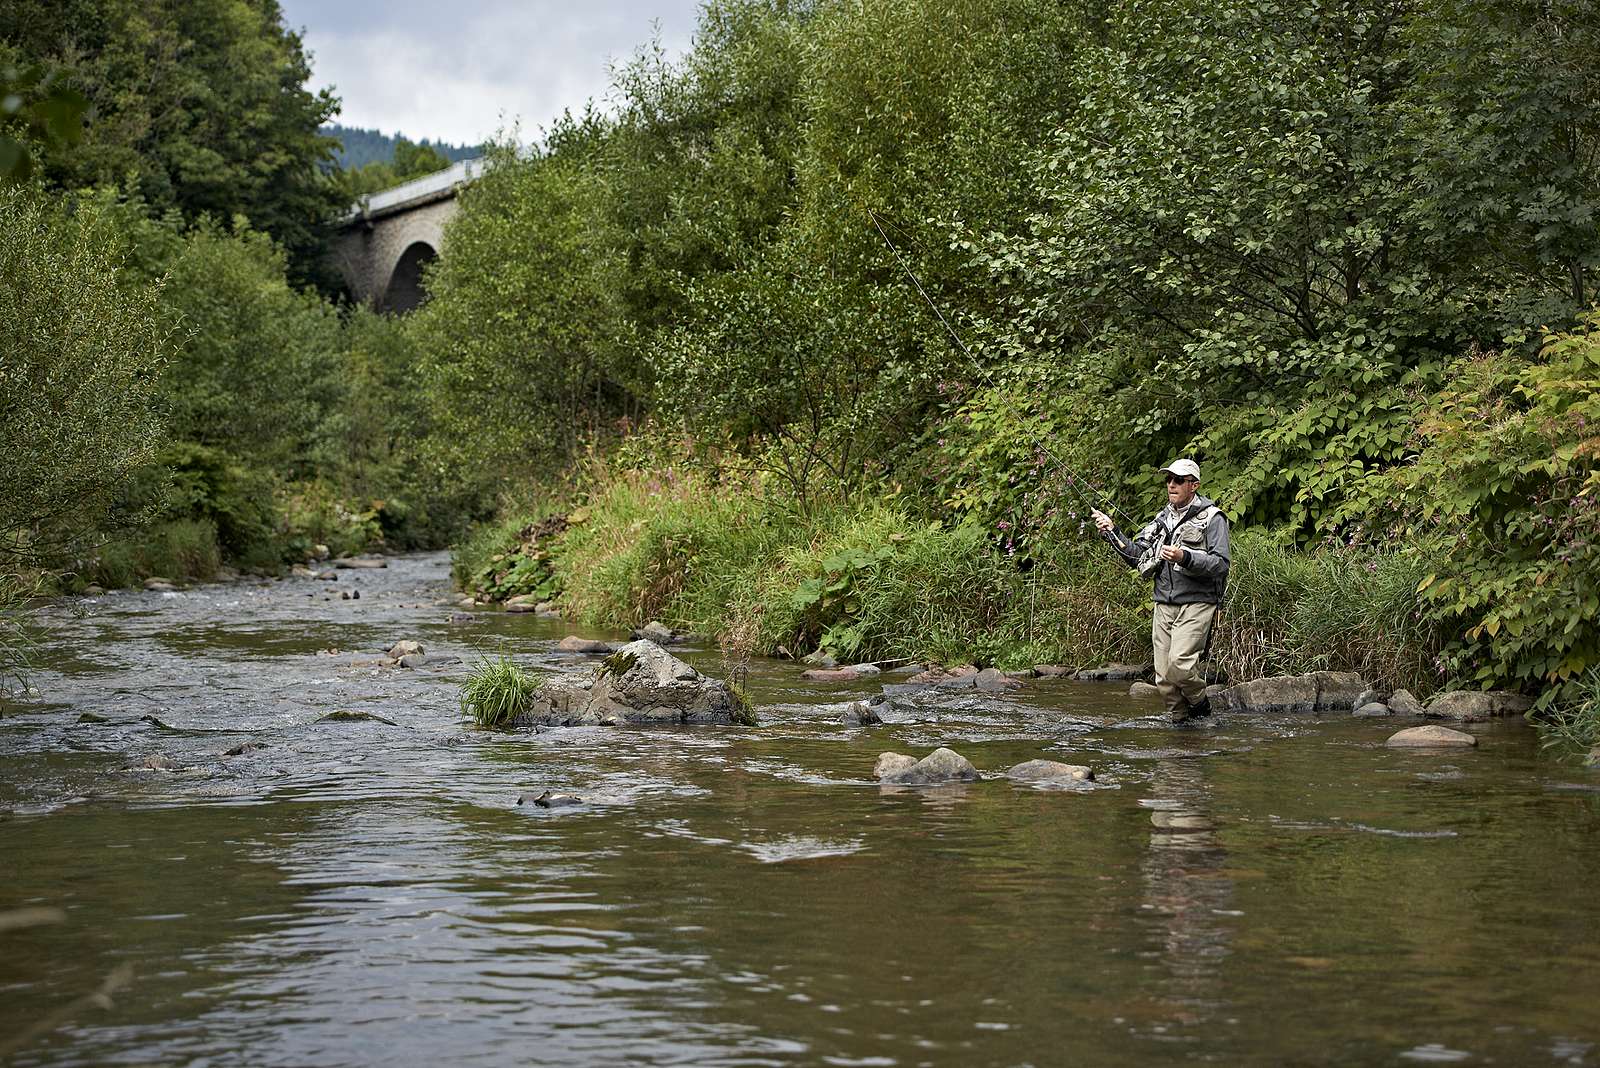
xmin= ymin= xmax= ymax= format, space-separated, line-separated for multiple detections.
xmin=866 ymin=206 xmax=1142 ymax=541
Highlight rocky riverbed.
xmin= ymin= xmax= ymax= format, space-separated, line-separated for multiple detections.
xmin=2 ymin=552 xmax=1597 ymax=1067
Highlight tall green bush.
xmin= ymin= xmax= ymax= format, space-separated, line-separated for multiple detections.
xmin=0 ymin=186 xmax=169 ymax=571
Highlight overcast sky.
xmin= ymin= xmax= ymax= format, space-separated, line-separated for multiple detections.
xmin=279 ymin=0 xmax=704 ymax=147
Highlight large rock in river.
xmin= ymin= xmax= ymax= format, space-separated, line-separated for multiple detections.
xmin=1006 ymin=759 xmax=1094 ymax=783
xmin=1386 ymin=724 xmax=1477 ymax=748
xmin=1424 ymin=690 xmax=1533 ymax=722
xmin=1227 ymin=671 xmax=1365 ymax=714
xmin=520 ymin=640 xmax=750 ymax=727
xmin=875 ymin=747 xmax=978 ymax=785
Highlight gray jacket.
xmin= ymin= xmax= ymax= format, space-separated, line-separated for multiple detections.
xmin=1106 ymin=495 xmax=1230 ymax=605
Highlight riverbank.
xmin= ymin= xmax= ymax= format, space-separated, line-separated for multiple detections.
xmin=454 ymin=461 xmax=1447 ymax=698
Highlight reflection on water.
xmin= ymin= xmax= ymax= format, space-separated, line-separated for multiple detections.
xmin=1 ymin=553 xmax=1598 ymax=1066
xmin=1139 ymin=759 xmax=1232 ymax=1033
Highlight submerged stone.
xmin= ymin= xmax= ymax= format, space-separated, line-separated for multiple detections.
xmin=518 ymin=790 xmax=583 ymax=808
xmin=1129 ymin=682 xmax=1160 ymax=699
xmin=1006 ymin=759 xmax=1094 ymax=783
xmin=317 ymin=710 xmax=399 ymax=726
xmin=1386 ymin=725 xmax=1477 ymax=748
xmin=222 ymin=741 xmax=268 ymax=757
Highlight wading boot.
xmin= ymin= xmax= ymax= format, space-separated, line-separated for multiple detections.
xmin=1169 ymin=697 xmax=1212 ymax=726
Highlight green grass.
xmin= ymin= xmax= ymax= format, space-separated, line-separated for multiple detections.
xmin=1214 ymin=531 xmax=1445 ymax=693
xmin=460 ymin=656 xmax=544 ymax=730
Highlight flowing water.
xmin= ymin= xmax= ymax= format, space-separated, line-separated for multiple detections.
xmin=2 ymin=553 xmax=1597 ymax=1066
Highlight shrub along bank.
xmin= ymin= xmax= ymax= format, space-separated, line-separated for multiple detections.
xmin=456 ymin=453 xmax=1448 ymax=698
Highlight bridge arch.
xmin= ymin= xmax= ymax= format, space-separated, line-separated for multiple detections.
xmin=381 ymin=240 xmax=437 ymax=313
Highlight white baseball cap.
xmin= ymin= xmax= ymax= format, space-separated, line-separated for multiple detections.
xmin=1159 ymin=458 xmax=1201 ymax=481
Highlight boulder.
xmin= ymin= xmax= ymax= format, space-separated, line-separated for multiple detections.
xmin=803 ymin=663 xmax=882 ymax=682
xmin=142 ymin=576 xmax=175 ymax=591
xmin=1424 ymin=690 xmax=1534 ymax=722
xmin=534 ymin=602 xmax=561 ymax=617
xmin=82 ymin=584 xmax=105 ymax=596
xmin=631 ymin=620 xmax=679 ymax=644
xmin=505 ymin=593 xmax=540 ymax=607
xmin=874 ymin=752 xmax=919 ymax=779
xmin=1074 ymin=663 xmax=1152 ymax=682
xmin=1314 ymin=671 xmax=1367 ymax=711
xmin=1129 ymin=681 xmax=1161 ymax=699
xmin=1033 ymin=664 xmax=1073 ymax=678
xmin=1388 ymin=689 xmax=1426 ymax=717
xmin=877 ymin=747 xmax=979 ymax=785
xmin=843 ymin=700 xmax=883 ymax=726
xmin=1355 ymin=689 xmax=1389 ymax=711
xmin=1204 ymin=684 xmax=1232 ymax=712
xmin=1227 ymin=671 xmax=1369 ymax=714
xmin=387 ymin=640 xmax=424 ymax=659
xmin=397 ymin=653 xmax=426 ymax=669
xmin=505 ymin=602 xmax=537 ymax=614
xmin=1228 ymin=674 xmax=1320 ymax=714
xmin=1006 ymin=759 xmax=1094 ymax=783
xmin=290 ymin=565 xmax=317 ymax=579
xmin=1354 ymin=702 xmax=1392 ymax=717
xmin=804 ymin=651 xmax=840 ymax=669
xmin=315 ymin=570 xmax=338 ymax=581
xmin=143 ymin=753 xmax=178 ymax=770
xmin=1386 ymin=724 xmax=1477 ymax=748
xmin=522 ymin=640 xmax=749 ymax=727
xmin=332 ymin=556 xmax=387 ymax=569
xmin=557 ymin=636 xmax=615 ymax=655
xmin=974 ymin=667 xmax=1018 ymax=693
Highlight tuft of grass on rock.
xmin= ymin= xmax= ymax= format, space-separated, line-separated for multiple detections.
xmin=461 ymin=656 xmax=543 ymax=730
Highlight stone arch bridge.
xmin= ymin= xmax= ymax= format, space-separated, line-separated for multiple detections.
xmin=331 ymin=157 xmax=484 ymax=313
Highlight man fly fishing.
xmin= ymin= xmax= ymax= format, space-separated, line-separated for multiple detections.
xmin=1091 ymin=460 xmax=1230 ymax=724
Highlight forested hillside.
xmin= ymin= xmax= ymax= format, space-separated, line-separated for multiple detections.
xmin=4 ymin=0 xmax=1598 ymax=743
xmin=327 ymin=124 xmax=480 ymax=169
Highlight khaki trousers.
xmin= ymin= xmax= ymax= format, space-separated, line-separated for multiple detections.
xmin=1152 ymin=602 xmax=1217 ymax=714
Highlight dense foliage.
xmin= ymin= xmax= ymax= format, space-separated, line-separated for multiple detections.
xmin=0 ymin=0 xmax=343 ymax=283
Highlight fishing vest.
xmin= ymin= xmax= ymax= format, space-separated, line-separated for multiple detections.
xmin=1136 ymin=503 xmax=1222 ymax=581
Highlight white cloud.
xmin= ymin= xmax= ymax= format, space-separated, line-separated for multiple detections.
xmin=282 ymin=0 xmax=700 ymax=145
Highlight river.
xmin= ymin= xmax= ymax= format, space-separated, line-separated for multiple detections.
xmin=2 ymin=552 xmax=1597 ymax=1066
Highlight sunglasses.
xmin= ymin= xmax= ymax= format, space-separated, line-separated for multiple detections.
xmin=1165 ymin=476 xmax=1196 ymax=485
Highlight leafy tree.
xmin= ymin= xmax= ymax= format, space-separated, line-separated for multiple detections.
xmin=0 ymin=185 xmax=169 ymax=569
xmin=0 ymin=0 xmax=343 ymax=285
